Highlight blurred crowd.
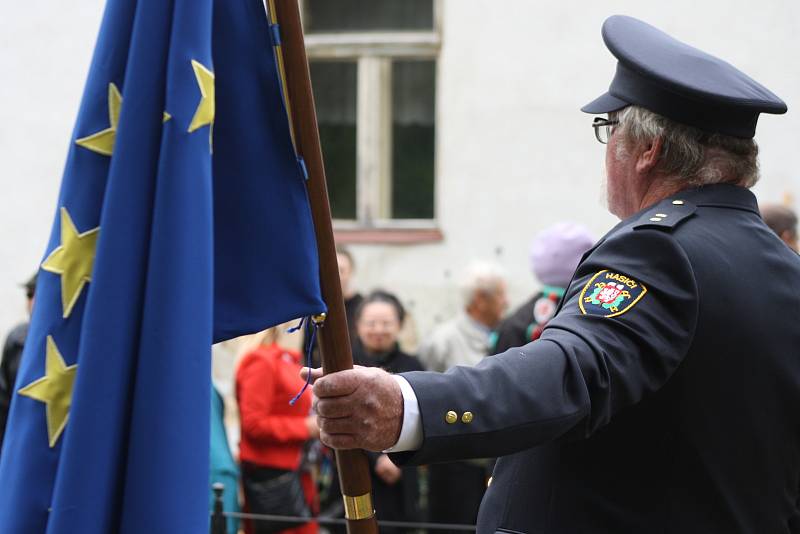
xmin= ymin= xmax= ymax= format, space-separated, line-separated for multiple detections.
xmin=1 ymin=207 xmax=796 ymax=534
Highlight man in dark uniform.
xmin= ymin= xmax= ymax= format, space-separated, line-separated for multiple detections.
xmin=307 ymin=15 xmax=800 ymax=533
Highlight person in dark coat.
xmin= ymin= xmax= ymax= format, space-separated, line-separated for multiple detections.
xmin=308 ymin=15 xmax=800 ymax=534
xmin=492 ymin=223 xmax=593 ymax=354
xmin=0 ymin=274 xmax=36 ymax=456
xmin=352 ymin=290 xmax=423 ymax=533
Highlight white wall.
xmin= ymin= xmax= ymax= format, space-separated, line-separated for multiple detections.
xmin=0 ymin=1 xmax=798 ymax=347
xmin=0 ymin=2 xmax=106 ymax=336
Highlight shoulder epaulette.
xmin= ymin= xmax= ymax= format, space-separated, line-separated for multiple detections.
xmin=632 ymin=198 xmax=697 ymax=232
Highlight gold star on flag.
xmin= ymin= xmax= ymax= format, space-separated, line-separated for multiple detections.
xmin=188 ymin=60 xmax=215 ymax=145
xmin=41 ymin=208 xmax=100 ymax=318
xmin=75 ymin=83 xmax=122 ymax=156
xmin=18 ymin=336 xmax=78 ymax=448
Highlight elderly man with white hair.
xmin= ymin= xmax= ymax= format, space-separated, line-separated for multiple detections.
xmin=419 ymin=261 xmax=508 ymax=374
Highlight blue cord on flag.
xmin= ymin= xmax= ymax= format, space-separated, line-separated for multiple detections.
xmin=289 ymin=315 xmax=322 ymax=406
xmin=286 ymin=316 xmax=306 ymax=334
xmin=297 ymin=157 xmax=309 ymax=181
xmin=269 ymin=23 xmax=281 ymax=46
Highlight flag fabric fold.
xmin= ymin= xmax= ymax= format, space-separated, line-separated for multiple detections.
xmin=0 ymin=0 xmax=325 ymax=532
xmin=212 ymin=0 xmax=325 ymax=342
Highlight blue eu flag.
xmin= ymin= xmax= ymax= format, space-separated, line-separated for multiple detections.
xmin=0 ymin=0 xmax=325 ymax=532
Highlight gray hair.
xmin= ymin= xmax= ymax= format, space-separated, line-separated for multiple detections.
xmin=615 ymin=106 xmax=760 ymax=187
xmin=458 ymin=261 xmax=506 ymax=307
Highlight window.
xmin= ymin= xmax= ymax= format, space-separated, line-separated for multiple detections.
xmin=303 ymin=0 xmax=440 ymax=232
xmin=304 ymin=0 xmax=434 ymax=32
xmin=310 ymin=61 xmax=358 ymax=219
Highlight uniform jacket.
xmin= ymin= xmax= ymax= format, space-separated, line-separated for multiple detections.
xmin=393 ymin=185 xmax=800 ymax=534
xmin=236 ymin=343 xmax=312 ymax=470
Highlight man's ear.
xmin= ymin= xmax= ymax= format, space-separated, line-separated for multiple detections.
xmin=635 ymin=136 xmax=663 ymax=175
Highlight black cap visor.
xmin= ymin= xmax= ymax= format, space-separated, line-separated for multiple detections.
xmin=581 ymin=91 xmax=629 ymax=114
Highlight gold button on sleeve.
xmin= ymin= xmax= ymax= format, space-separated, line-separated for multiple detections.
xmin=461 ymin=411 xmax=474 ymax=424
xmin=445 ymin=410 xmax=458 ymax=424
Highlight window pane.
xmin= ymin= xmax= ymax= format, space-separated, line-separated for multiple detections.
xmin=310 ymin=61 xmax=357 ymax=220
xmin=392 ymin=60 xmax=435 ymax=219
xmin=305 ymin=0 xmax=433 ymax=32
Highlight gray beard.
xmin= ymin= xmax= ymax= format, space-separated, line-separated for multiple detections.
xmin=599 ymin=161 xmax=610 ymax=212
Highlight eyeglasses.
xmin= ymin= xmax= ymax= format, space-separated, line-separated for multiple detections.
xmin=592 ymin=117 xmax=619 ymax=144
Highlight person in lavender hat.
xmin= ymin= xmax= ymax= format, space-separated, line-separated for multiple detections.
xmin=492 ymin=223 xmax=594 ymax=354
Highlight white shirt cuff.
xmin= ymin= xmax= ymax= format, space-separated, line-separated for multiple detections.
xmin=384 ymin=375 xmax=423 ymax=452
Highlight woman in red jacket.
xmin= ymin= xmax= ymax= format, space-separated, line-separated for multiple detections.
xmin=237 ymin=328 xmax=319 ymax=534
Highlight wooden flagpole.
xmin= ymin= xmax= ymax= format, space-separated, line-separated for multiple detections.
xmin=267 ymin=2 xmax=378 ymax=533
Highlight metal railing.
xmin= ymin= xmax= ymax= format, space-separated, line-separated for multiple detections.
xmin=210 ymin=483 xmax=477 ymax=533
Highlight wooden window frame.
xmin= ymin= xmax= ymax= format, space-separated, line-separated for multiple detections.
xmin=302 ymin=1 xmax=443 ymax=242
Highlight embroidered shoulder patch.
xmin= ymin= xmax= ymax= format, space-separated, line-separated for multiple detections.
xmin=579 ymin=270 xmax=647 ymax=317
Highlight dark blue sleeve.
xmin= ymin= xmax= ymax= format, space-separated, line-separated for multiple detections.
xmin=392 ymin=228 xmax=698 ymax=465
